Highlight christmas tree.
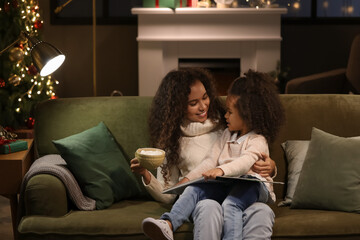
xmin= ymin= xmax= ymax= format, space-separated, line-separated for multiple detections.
xmin=0 ymin=0 xmax=58 ymax=129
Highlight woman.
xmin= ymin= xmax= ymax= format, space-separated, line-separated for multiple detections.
xmin=131 ymin=68 xmax=276 ymax=240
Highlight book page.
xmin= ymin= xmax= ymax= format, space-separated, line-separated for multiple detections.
xmin=162 ymin=175 xmax=284 ymax=195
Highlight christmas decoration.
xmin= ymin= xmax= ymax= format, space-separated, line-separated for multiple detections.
xmin=8 ymin=74 xmax=21 ymax=86
xmin=9 ymin=47 xmax=24 ymax=62
xmin=0 ymin=125 xmax=17 ymax=141
xmin=34 ymin=20 xmax=43 ymax=30
xmin=0 ymin=0 xmax=59 ymax=128
xmin=0 ymin=78 xmax=5 ymax=87
xmin=27 ymin=64 xmax=38 ymax=75
xmin=26 ymin=117 xmax=35 ymax=129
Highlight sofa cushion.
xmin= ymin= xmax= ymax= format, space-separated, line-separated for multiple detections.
xmin=53 ymin=122 xmax=142 ymax=210
xmin=272 ymin=205 xmax=360 ymax=238
xmin=18 ymin=200 xmax=193 ymax=240
xmin=291 ymin=127 xmax=360 ymax=213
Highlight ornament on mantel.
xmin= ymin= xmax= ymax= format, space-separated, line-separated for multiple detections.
xmin=9 ymin=47 xmax=25 ymax=63
xmin=248 ymin=0 xmax=266 ymax=8
xmin=215 ymin=0 xmax=234 ymax=8
xmin=27 ymin=64 xmax=38 ymax=75
xmin=8 ymin=75 xmax=22 ymax=86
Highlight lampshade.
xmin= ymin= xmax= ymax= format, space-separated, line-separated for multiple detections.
xmin=25 ymin=33 xmax=65 ymax=76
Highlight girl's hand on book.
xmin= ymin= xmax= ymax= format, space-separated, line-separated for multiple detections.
xmin=176 ymin=177 xmax=190 ymax=186
xmin=202 ymin=168 xmax=224 ymax=180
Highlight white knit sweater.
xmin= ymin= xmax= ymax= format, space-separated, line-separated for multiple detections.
xmin=143 ymin=119 xmax=222 ymax=204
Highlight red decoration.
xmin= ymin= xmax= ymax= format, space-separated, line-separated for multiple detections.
xmin=26 ymin=117 xmax=35 ymax=129
xmin=187 ymin=0 xmax=192 ymax=7
xmin=4 ymin=126 xmax=14 ymax=132
xmin=0 ymin=139 xmax=16 ymax=146
xmin=51 ymin=95 xmax=58 ymax=100
xmin=34 ymin=20 xmax=43 ymax=29
xmin=156 ymin=0 xmax=159 ymax=7
xmin=27 ymin=64 xmax=38 ymax=75
xmin=0 ymin=78 xmax=5 ymax=87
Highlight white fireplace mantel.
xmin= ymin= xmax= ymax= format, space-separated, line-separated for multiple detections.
xmin=132 ymin=7 xmax=287 ymax=96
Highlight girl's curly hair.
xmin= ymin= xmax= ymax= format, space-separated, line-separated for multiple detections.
xmin=149 ymin=68 xmax=225 ymax=184
xmin=228 ymin=69 xmax=285 ymax=143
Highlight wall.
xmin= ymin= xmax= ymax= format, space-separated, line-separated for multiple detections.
xmin=39 ymin=0 xmax=139 ymax=97
xmin=281 ymin=24 xmax=360 ymax=80
xmin=39 ymin=0 xmax=360 ymax=97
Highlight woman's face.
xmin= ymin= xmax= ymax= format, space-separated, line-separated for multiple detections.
xmin=186 ymin=80 xmax=210 ymax=123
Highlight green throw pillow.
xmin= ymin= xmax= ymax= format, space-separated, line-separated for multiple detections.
xmin=53 ymin=122 xmax=142 ymax=210
xmin=291 ymin=127 xmax=360 ymax=213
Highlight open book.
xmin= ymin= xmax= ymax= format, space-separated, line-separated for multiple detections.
xmin=162 ymin=176 xmax=284 ymax=195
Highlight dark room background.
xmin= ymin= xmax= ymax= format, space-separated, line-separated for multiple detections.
xmin=40 ymin=0 xmax=360 ymax=97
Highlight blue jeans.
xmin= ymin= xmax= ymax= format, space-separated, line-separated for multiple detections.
xmin=192 ymin=200 xmax=274 ymax=240
xmin=161 ymin=180 xmax=269 ymax=240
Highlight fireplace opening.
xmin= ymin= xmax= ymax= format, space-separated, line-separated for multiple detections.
xmin=179 ymin=58 xmax=240 ymax=96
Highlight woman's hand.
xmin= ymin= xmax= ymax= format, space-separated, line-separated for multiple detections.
xmin=130 ymin=158 xmax=151 ymax=185
xmin=251 ymin=153 xmax=276 ymax=177
xmin=202 ymin=168 xmax=224 ymax=180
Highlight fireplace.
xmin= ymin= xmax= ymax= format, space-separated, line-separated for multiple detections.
xmin=179 ymin=58 xmax=240 ymax=96
xmin=132 ymin=7 xmax=287 ymax=96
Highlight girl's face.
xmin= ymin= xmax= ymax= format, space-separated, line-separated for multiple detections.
xmin=186 ymin=80 xmax=210 ymax=123
xmin=225 ymin=96 xmax=249 ymax=135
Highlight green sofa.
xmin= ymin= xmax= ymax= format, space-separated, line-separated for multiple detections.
xmin=18 ymin=94 xmax=360 ymax=240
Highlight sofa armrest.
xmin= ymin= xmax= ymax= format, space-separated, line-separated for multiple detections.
xmin=285 ymin=68 xmax=347 ymax=94
xmin=24 ymin=174 xmax=69 ymax=217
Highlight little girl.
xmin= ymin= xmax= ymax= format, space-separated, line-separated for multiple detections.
xmin=142 ymin=69 xmax=285 ymax=240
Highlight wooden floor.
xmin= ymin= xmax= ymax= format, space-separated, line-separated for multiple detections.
xmin=0 ymin=196 xmax=13 ymax=240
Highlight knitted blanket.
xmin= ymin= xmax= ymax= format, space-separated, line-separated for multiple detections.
xmin=20 ymin=154 xmax=96 ymax=211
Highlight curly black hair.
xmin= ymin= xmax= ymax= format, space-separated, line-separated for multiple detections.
xmin=228 ymin=69 xmax=285 ymax=143
xmin=149 ymin=68 xmax=226 ymax=184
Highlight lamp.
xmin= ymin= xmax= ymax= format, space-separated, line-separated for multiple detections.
xmin=0 ymin=31 xmax=65 ymax=76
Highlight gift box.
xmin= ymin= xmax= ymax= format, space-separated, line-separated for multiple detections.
xmin=143 ymin=0 xmax=187 ymax=8
xmin=0 ymin=140 xmax=28 ymax=154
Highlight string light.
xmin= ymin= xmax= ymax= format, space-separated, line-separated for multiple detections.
xmin=5 ymin=0 xmax=58 ymax=124
xmin=293 ymin=2 xmax=300 ymax=10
